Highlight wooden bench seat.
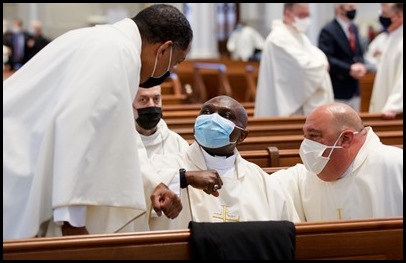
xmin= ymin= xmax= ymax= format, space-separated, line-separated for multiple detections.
xmin=166 ymin=113 xmax=403 ymax=129
xmin=174 ymin=119 xmax=403 ymax=140
xmin=3 ymin=217 xmax=402 ymax=260
xmin=186 ymin=130 xmax=403 ymax=151
xmin=242 ymin=144 xmax=403 ymax=168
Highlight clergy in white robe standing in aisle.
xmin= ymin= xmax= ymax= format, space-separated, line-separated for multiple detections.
xmin=133 ymin=85 xmax=189 ymax=158
xmin=3 ymin=4 xmax=193 ymax=240
xmin=369 ymin=3 xmax=403 ymax=119
xmin=149 ymin=96 xmax=300 ymax=231
xmin=255 ymin=3 xmax=333 ymax=117
xmin=272 ymin=103 xmax=403 ymax=222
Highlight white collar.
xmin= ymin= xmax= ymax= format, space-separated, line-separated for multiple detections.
xmin=201 ymin=148 xmax=237 ymax=178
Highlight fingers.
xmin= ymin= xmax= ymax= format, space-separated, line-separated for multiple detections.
xmin=160 ymin=193 xmax=182 ymax=219
xmin=151 ymin=183 xmax=183 ymax=219
xmin=151 ymin=193 xmax=163 ymax=217
xmin=203 ymin=183 xmax=222 ymax=197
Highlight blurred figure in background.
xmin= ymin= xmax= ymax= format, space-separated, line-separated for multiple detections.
xmin=8 ymin=18 xmax=30 ymax=70
xmin=255 ymin=3 xmax=333 ymax=117
xmin=226 ymin=21 xmax=265 ymax=62
xmin=369 ymin=3 xmax=403 ymax=119
xmin=318 ymin=3 xmax=367 ymax=112
xmin=364 ymin=3 xmax=392 ymax=71
xmin=26 ymin=20 xmax=51 ymax=62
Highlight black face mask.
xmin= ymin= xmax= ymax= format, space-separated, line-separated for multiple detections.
xmin=379 ymin=15 xmax=392 ymax=29
xmin=346 ymin=10 xmax=357 ymax=20
xmin=136 ymin=106 xmax=162 ymax=130
xmin=139 ymin=71 xmax=170 ymax=88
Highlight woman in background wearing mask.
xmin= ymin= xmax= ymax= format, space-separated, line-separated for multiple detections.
xmin=272 ymin=102 xmax=403 ymax=222
xmin=148 ymin=95 xmax=300 ymax=231
xmin=255 ymin=3 xmax=333 ymax=117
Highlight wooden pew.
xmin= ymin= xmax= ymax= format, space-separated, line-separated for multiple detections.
xmin=243 ymin=144 xmax=403 ymax=168
xmin=166 ymin=113 xmax=403 ymax=129
xmin=175 ymin=58 xmax=260 ymax=103
xmin=241 ymin=147 xmax=301 ymax=168
xmin=186 ymin=130 xmax=403 ymax=151
xmin=3 ymin=217 xmax=402 ymax=260
xmin=175 ymin=58 xmax=375 ymax=105
xmin=163 ymin=102 xmax=255 ymax=112
xmin=174 ymin=119 xmax=403 ymax=140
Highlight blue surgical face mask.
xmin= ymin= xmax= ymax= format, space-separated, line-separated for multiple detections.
xmin=139 ymin=46 xmax=172 ymax=88
xmin=194 ymin=113 xmax=244 ymax=149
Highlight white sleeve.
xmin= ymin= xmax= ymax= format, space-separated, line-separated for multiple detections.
xmin=53 ymin=206 xmax=87 ymax=227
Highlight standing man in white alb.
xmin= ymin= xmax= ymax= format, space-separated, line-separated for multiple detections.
xmin=369 ymin=3 xmax=403 ymax=119
xmin=255 ymin=3 xmax=333 ymax=117
xmin=226 ymin=21 xmax=265 ymax=62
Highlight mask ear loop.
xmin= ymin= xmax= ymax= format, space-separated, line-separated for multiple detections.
xmin=325 ymin=131 xmax=346 ymax=159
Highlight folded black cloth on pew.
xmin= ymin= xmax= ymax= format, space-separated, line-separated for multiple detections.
xmin=188 ymin=220 xmax=295 ymax=260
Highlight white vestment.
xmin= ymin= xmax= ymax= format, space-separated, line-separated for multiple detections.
xmin=364 ymin=32 xmax=389 ymax=71
xmin=227 ymin=25 xmax=265 ymax=61
xmin=272 ymin=127 xmax=403 ymax=222
xmin=3 ymin=18 xmax=148 ymax=240
xmin=369 ymin=25 xmax=403 ymax=114
xmin=149 ymin=142 xmax=300 ymax=231
xmin=255 ymin=20 xmax=334 ymax=117
xmin=140 ymin=119 xmax=189 ymax=158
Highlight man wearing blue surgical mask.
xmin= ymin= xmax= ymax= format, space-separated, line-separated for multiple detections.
xmin=255 ymin=3 xmax=334 ymax=117
xmin=149 ymin=95 xmax=300 ymax=230
xmin=318 ymin=3 xmax=367 ymax=112
xmin=272 ymin=102 xmax=403 ymax=222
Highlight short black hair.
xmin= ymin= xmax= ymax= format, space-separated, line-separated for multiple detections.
xmin=132 ymin=4 xmax=193 ymax=51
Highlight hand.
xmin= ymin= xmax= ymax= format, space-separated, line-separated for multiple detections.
xmin=150 ymin=183 xmax=182 ymax=219
xmin=61 ymin=222 xmax=89 ymax=236
xmin=185 ymin=170 xmax=223 ymax=197
xmin=350 ymin=62 xmax=367 ymax=79
xmin=382 ymin=111 xmax=397 ymax=120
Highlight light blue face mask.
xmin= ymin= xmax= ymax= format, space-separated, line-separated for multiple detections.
xmin=194 ymin=113 xmax=244 ymax=149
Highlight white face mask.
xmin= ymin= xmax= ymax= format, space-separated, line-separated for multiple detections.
xmin=299 ymin=131 xmax=349 ymax=174
xmin=292 ymin=17 xmax=311 ymax=32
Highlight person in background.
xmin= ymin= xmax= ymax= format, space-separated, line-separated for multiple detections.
xmin=255 ymin=3 xmax=333 ymax=117
xmin=272 ymin=102 xmax=403 ymax=222
xmin=369 ymin=3 xmax=403 ymax=119
xmin=364 ymin=3 xmax=393 ymax=71
xmin=26 ymin=20 xmax=51 ymax=62
xmin=226 ymin=21 xmax=265 ymax=62
xmin=318 ymin=3 xmax=367 ymax=112
xmin=8 ymin=18 xmax=30 ymax=70
xmin=133 ymin=85 xmax=189 ymax=157
xmin=149 ymin=95 xmax=300 ymax=231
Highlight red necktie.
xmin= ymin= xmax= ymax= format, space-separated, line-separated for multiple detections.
xmin=348 ymin=25 xmax=356 ymax=53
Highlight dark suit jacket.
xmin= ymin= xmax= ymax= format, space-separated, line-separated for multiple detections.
xmin=318 ymin=19 xmax=364 ymax=100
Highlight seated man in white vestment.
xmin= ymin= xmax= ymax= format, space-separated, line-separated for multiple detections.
xmin=133 ymin=85 xmax=189 ymax=157
xmin=3 ymin=4 xmax=193 ymax=240
xmin=148 ymin=95 xmax=301 ymax=231
xmin=255 ymin=3 xmax=334 ymax=117
xmin=271 ymin=102 xmax=403 ymax=222
xmin=369 ymin=3 xmax=403 ymax=119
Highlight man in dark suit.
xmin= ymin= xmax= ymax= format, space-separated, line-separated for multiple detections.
xmin=318 ymin=3 xmax=367 ymax=112
xmin=8 ymin=18 xmax=31 ymax=70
